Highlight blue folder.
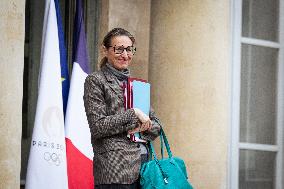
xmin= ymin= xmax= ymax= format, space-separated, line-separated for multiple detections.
xmin=131 ymin=80 xmax=150 ymax=142
xmin=132 ymin=80 xmax=150 ymax=115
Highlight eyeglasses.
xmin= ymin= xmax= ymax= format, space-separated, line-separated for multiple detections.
xmin=109 ymin=45 xmax=136 ymax=55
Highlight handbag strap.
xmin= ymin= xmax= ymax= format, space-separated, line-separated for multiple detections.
xmin=153 ymin=116 xmax=173 ymax=158
xmin=147 ymin=121 xmax=174 ymax=183
xmin=148 ymin=142 xmax=153 ymax=161
xmin=160 ymin=128 xmax=173 ymax=158
xmin=149 ymin=142 xmax=169 ymax=184
xmin=160 ymin=133 xmax=164 ymax=159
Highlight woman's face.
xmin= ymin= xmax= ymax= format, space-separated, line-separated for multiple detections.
xmin=104 ymin=36 xmax=134 ymax=70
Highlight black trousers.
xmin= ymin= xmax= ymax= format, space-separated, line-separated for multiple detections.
xmin=95 ymin=182 xmax=140 ymax=189
xmin=95 ymin=154 xmax=148 ymax=189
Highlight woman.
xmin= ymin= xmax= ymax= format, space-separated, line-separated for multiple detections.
xmin=83 ymin=28 xmax=161 ymax=189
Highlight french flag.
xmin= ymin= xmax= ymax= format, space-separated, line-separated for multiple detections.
xmin=65 ymin=0 xmax=94 ymax=188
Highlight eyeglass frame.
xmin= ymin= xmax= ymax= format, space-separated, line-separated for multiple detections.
xmin=108 ymin=45 xmax=137 ymax=55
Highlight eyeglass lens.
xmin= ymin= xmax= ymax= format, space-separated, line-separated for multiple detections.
xmin=113 ymin=46 xmax=136 ymax=55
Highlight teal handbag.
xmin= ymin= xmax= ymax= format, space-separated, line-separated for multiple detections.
xmin=140 ymin=128 xmax=194 ymax=189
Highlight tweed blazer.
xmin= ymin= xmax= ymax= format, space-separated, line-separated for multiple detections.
xmin=83 ymin=65 xmax=160 ymax=185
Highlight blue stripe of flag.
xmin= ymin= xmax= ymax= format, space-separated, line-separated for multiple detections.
xmin=54 ymin=0 xmax=70 ymax=116
xmin=73 ymin=0 xmax=90 ymax=74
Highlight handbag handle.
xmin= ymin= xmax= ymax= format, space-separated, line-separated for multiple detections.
xmin=148 ymin=127 xmax=173 ymax=184
xmin=151 ymin=117 xmax=173 ymax=159
xmin=160 ymin=134 xmax=164 ymax=159
xmin=160 ymin=128 xmax=173 ymax=158
xmin=149 ymin=142 xmax=169 ymax=184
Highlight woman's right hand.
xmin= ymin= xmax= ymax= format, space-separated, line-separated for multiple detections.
xmin=128 ymin=120 xmax=152 ymax=134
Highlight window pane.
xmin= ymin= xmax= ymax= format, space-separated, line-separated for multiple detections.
xmin=240 ymin=44 xmax=278 ymax=144
xmin=239 ymin=150 xmax=276 ymax=189
xmin=242 ymin=0 xmax=279 ymax=41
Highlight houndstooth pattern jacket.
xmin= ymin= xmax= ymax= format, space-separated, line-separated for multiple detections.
xmin=83 ymin=65 xmax=161 ymax=185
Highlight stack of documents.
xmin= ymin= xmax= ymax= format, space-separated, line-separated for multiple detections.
xmin=126 ymin=78 xmax=150 ymax=142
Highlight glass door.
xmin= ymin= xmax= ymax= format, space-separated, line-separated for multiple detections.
xmin=231 ymin=0 xmax=284 ymax=188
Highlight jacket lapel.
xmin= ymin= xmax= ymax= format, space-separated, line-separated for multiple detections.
xmin=102 ymin=68 xmax=124 ymax=101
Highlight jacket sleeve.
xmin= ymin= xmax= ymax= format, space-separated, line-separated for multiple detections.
xmin=140 ymin=108 xmax=161 ymax=142
xmin=83 ymin=75 xmax=139 ymax=140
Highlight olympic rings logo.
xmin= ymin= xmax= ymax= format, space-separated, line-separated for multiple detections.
xmin=44 ymin=152 xmax=62 ymax=166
